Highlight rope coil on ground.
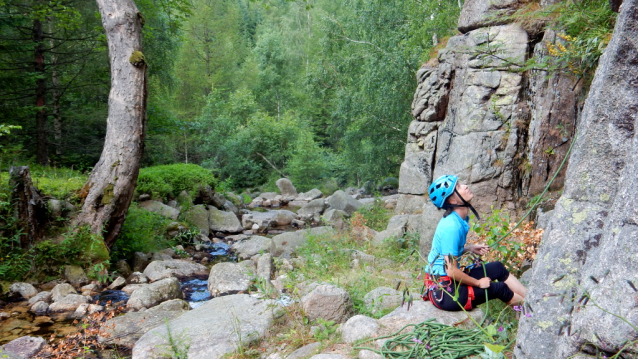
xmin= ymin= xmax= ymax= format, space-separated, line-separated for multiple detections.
xmin=353 ymin=319 xmax=486 ymax=359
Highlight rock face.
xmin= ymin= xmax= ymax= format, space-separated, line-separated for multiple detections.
xmin=143 ymin=259 xmax=209 ymax=282
xmin=301 ymin=284 xmax=353 ymax=323
xmin=400 ymin=0 xmax=590 ymax=256
xmin=132 ymin=294 xmax=279 ymax=359
xmin=516 ymin=2 xmax=638 ymax=357
xmin=99 ymin=299 xmax=190 ymax=348
xmin=457 ymin=0 xmax=520 ymax=33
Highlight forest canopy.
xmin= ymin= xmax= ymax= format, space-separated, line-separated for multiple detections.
xmin=0 ymin=0 xmax=460 ymax=191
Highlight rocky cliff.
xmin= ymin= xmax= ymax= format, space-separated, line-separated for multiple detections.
xmin=516 ymin=0 xmax=638 ymax=356
xmin=399 ymin=0 xmax=638 ymax=356
xmin=398 ymin=0 xmax=584 ymax=255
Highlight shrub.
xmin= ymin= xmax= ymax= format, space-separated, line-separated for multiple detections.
xmin=29 ymin=165 xmax=88 ymax=202
xmin=353 ymin=198 xmax=393 ymax=232
xmin=136 ymin=163 xmax=217 ymax=200
xmin=110 ymin=204 xmax=174 ymax=261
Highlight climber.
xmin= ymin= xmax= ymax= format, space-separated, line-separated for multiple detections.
xmin=423 ymin=174 xmax=526 ymax=311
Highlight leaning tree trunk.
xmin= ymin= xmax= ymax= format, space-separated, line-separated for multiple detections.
xmin=73 ymin=0 xmax=147 ymax=248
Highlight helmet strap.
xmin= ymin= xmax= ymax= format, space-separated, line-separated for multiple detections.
xmin=454 ymin=188 xmax=480 ymax=221
xmin=442 ymin=189 xmax=481 ymax=221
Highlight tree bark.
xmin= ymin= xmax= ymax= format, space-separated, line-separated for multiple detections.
xmin=74 ymin=0 xmax=147 ymax=248
xmin=10 ymin=166 xmax=47 ymax=248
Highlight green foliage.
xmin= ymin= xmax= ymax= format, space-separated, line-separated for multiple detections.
xmin=0 ymin=224 xmax=108 ymax=281
xmin=29 ymin=165 xmax=87 ymax=202
xmin=136 ymin=163 xmax=217 ymax=200
xmin=312 ymin=318 xmax=338 ymax=341
xmin=353 ymin=198 xmax=392 ymax=232
xmin=111 ymin=203 xmax=174 ymax=261
xmin=471 ymin=208 xmax=523 ymax=274
xmin=516 ymin=0 xmax=616 ymax=82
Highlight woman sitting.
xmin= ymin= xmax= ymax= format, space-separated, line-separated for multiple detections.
xmin=424 ymin=175 xmax=526 ymax=311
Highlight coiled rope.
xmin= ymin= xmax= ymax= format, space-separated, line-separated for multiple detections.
xmin=353 ymin=319 xmax=486 ymax=359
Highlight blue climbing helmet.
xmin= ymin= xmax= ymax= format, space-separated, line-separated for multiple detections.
xmin=428 ymin=175 xmax=458 ymax=209
xmin=429 ymin=175 xmax=481 ymax=220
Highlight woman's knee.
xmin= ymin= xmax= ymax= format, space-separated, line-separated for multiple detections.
xmin=487 ymin=261 xmax=510 ymax=281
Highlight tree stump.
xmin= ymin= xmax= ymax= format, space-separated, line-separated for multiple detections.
xmin=9 ymin=166 xmax=47 ymax=247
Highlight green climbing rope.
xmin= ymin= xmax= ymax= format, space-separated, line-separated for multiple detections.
xmin=354 ymin=319 xmax=487 ymax=359
xmin=488 ymin=128 xmax=579 ymax=249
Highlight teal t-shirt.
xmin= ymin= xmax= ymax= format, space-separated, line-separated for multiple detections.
xmin=425 ymin=212 xmax=469 ymax=276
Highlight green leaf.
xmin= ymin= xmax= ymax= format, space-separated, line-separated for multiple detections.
xmin=484 ymin=343 xmax=506 ymax=354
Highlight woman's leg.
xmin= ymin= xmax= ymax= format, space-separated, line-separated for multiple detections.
xmin=505 ymin=274 xmax=527 ymax=298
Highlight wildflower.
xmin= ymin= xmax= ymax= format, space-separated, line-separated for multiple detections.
xmin=417 ymin=273 xmax=421 ymax=280
xmin=498 ymin=326 xmax=504 ymax=332
xmin=525 ymin=313 xmax=532 ymax=317
xmin=412 ymin=337 xmax=423 ymax=344
xmin=513 ymin=305 xmax=522 ymax=312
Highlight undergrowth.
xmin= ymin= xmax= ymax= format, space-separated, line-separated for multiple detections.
xmin=136 ymin=163 xmax=218 ymax=201
xmin=110 ymin=203 xmax=175 ymax=261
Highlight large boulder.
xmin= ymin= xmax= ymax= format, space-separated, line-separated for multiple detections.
xmin=322 ymin=209 xmax=347 ymax=230
xmin=231 ymin=236 xmax=272 ymax=259
xmin=207 ymin=262 xmax=253 ymax=296
xmin=64 ymin=265 xmax=89 ymax=287
xmin=363 ymin=287 xmax=403 ymax=315
xmin=127 ymin=277 xmax=183 ymax=310
xmin=183 ymin=204 xmax=210 ymax=237
xmin=301 ymin=284 xmax=353 ymax=323
xmin=132 ymin=252 xmax=151 ymax=272
xmin=208 ymin=206 xmax=242 ymax=233
xmin=8 ymin=283 xmax=37 ymax=300
xmin=516 ymin=2 xmax=638 ymax=357
xmin=0 ymin=336 xmax=46 ymax=358
xmin=271 ymin=227 xmax=334 ymax=258
xmin=132 ymin=294 xmax=279 ymax=359
xmin=297 ymin=198 xmax=326 ymax=218
xmin=326 ymin=190 xmax=362 ymax=216
xmin=276 ymin=178 xmax=298 ymax=197
xmin=51 ymin=283 xmax=77 ymax=302
xmin=99 ymin=299 xmax=190 ymax=348
xmin=297 ymin=188 xmax=323 ymax=201
xmin=143 ymin=260 xmax=209 ymax=282
xmin=341 ymin=315 xmax=380 ymax=344
xmin=273 ymin=210 xmax=297 ymax=226
xmin=48 ymin=294 xmax=89 ymax=314
xmin=139 ymin=200 xmax=180 ymax=220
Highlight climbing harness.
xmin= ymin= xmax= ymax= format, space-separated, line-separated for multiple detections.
xmin=353 ymin=319 xmax=486 ymax=359
xmin=423 ymin=273 xmax=475 ymax=310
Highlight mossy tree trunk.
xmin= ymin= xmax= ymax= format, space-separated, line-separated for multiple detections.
xmin=73 ymin=0 xmax=147 ymax=248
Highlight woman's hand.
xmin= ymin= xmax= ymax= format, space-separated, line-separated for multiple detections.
xmin=477 ymin=277 xmax=491 ymax=289
xmin=468 ymin=244 xmax=489 ymax=256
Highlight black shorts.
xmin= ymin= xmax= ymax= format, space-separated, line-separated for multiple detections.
xmin=428 ymin=261 xmax=515 ymax=311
